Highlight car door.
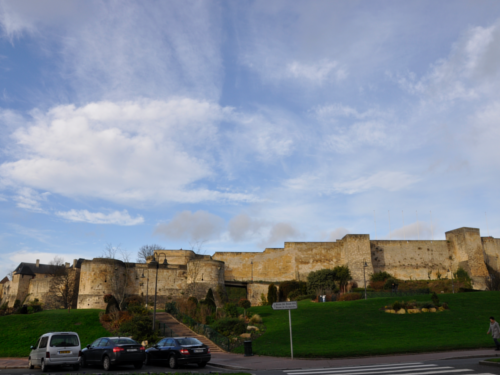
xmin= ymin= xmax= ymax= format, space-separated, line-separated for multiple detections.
xmin=159 ymin=339 xmax=174 ymax=361
xmin=36 ymin=336 xmax=49 ymax=365
xmin=86 ymin=339 xmax=102 ymax=363
xmin=150 ymin=339 xmax=166 ymax=360
xmin=96 ymin=338 xmax=110 ymax=362
xmin=31 ymin=337 xmax=41 ymax=365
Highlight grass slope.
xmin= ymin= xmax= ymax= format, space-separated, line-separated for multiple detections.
xmin=235 ymin=291 xmax=500 ymax=358
xmin=0 ymin=309 xmax=110 ymax=357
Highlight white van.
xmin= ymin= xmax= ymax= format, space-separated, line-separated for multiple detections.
xmin=29 ymin=332 xmax=81 ymax=372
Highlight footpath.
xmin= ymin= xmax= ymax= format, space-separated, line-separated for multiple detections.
xmin=1 ymin=349 xmax=498 ymax=370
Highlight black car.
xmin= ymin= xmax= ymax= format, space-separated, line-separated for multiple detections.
xmin=145 ymin=337 xmax=211 ymax=368
xmin=80 ymin=337 xmax=145 ymax=371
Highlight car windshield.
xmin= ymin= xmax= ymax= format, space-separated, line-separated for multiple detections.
xmin=50 ymin=335 xmax=79 ymax=347
xmin=110 ymin=338 xmax=137 ymax=345
xmin=176 ymin=338 xmax=202 ymax=346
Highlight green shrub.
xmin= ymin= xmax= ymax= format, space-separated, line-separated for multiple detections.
xmin=224 ymin=303 xmax=239 ymax=318
xmin=287 ymin=290 xmax=301 ymax=301
xmin=234 ymin=321 xmax=247 ymax=335
xmin=267 ymin=284 xmax=278 ymax=305
xmin=13 ymin=300 xmax=20 ymax=309
xmin=211 ymin=317 xmax=241 ymax=336
xmin=338 ymin=293 xmax=361 ymax=301
xmin=431 ymin=292 xmax=439 ymax=306
xmin=383 ymin=278 xmax=399 ymax=290
xmin=295 ymin=294 xmax=317 ymax=301
xmin=0 ymin=303 xmax=7 ymax=311
xmin=118 ymin=315 xmax=156 ymax=342
xmin=392 ymin=301 xmax=403 ymax=311
xmin=333 ymin=265 xmax=352 ymax=293
xmin=454 ymin=267 xmax=472 ymax=288
xmin=187 ymin=296 xmax=199 ymax=306
xmin=307 ymin=269 xmax=336 ymax=294
xmin=204 ymin=288 xmax=217 ymax=310
xmin=206 ymin=315 xmax=215 ymax=325
xmin=127 ymin=304 xmax=149 ymax=316
xmin=278 ymin=280 xmax=307 ymax=301
xmin=165 ymin=301 xmax=177 ymax=314
xmin=249 ymin=314 xmax=262 ymax=324
xmin=370 ymin=271 xmax=393 ymax=282
xmin=238 ymin=298 xmax=251 ymax=310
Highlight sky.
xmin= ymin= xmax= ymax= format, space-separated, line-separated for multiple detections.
xmin=1 ymin=0 xmax=500 ymax=279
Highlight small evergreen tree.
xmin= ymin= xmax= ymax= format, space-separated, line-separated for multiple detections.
xmin=205 ymin=288 xmax=217 ymax=310
xmin=267 ymin=284 xmax=278 ymax=305
xmin=238 ymin=298 xmax=251 ymax=318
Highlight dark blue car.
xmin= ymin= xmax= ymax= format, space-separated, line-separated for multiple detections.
xmin=80 ymin=337 xmax=145 ymax=371
xmin=145 ymin=337 xmax=211 ymax=368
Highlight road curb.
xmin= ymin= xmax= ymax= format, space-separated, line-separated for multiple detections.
xmin=208 ymin=362 xmax=253 ymax=371
xmin=0 ymin=366 xmax=29 ymax=369
xmin=479 ymin=360 xmax=500 ymax=367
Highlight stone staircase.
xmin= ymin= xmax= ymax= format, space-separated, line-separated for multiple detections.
xmin=154 ymin=312 xmax=225 ymax=353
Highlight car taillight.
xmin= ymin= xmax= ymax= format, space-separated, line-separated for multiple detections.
xmin=207 ymin=348 xmax=211 ymax=354
xmin=140 ymin=346 xmax=145 ymax=351
xmin=78 ymin=350 xmax=82 ymax=357
xmin=113 ymin=347 xmax=125 ymax=352
xmin=46 ymin=352 xmax=50 ymax=358
xmin=180 ymin=348 xmax=190 ymax=355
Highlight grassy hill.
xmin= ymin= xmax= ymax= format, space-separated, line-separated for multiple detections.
xmin=0 ymin=309 xmax=110 ymax=357
xmin=235 ymin=291 xmax=500 ymax=358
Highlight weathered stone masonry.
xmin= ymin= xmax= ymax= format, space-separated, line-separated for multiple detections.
xmin=1 ymin=227 xmax=499 ymax=308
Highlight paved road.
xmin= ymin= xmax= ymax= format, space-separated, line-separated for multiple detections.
xmin=0 ymin=359 xmax=498 ymax=375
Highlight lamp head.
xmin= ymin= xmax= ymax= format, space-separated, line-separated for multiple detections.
xmin=162 ymin=258 xmax=168 ymax=265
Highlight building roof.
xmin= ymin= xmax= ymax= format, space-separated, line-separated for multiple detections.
xmin=0 ymin=277 xmax=8 ymax=284
xmin=17 ymin=265 xmax=36 ymax=276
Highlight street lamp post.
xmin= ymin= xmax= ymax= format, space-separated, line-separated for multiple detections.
xmin=151 ymin=254 xmax=168 ymax=331
xmin=141 ymin=269 xmax=149 ymax=307
xmin=363 ymin=259 xmax=368 ymax=300
xmin=251 ymin=260 xmax=253 ymax=282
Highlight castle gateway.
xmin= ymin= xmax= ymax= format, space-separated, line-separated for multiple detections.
xmin=1 ymin=227 xmax=499 ymax=309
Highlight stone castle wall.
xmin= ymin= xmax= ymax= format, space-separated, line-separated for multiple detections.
xmin=2 ymin=227 xmax=500 ymax=309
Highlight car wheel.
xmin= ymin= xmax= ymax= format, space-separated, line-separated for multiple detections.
xmin=41 ymin=359 xmax=49 ymax=373
xmin=28 ymin=358 xmax=34 ymax=370
xmin=80 ymin=355 xmax=87 ymax=368
xmin=198 ymin=361 xmax=208 ymax=368
xmin=168 ymin=354 xmax=178 ymax=369
xmin=73 ymin=363 xmax=80 ymax=371
xmin=134 ymin=362 xmax=143 ymax=369
xmin=102 ymin=355 xmax=112 ymax=371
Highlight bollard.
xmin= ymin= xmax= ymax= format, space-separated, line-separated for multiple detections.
xmin=244 ymin=340 xmax=253 ymax=357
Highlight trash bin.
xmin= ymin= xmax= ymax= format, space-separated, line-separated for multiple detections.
xmin=244 ymin=340 xmax=253 ymax=357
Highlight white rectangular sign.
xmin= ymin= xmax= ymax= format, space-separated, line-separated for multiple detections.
xmin=272 ymin=301 xmax=298 ymax=310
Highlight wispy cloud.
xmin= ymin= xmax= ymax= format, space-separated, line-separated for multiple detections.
xmin=56 ymin=209 xmax=144 ymax=226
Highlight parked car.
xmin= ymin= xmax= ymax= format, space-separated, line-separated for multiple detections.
xmin=80 ymin=337 xmax=145 ymax=371
xmin=145 ymin=337 xmax=211 ymax=368
xmin=29 ymin=332 xmax=81 ymax=372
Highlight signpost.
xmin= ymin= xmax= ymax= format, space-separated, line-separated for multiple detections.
xmin=272 ymin=301 xmax=298 ymax=359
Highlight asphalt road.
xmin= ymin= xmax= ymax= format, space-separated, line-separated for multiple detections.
xmin=0 ymin=358 xmax=499 ymax=375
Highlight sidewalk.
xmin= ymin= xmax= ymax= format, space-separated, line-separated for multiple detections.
xmin=209 ymin=349 xmax=500 ymax=371
xmin=0 ymin=358 xmax=28 ymax=369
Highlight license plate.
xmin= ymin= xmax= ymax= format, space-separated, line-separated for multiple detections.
xmin=59 ymin=351 xmax=71 ymax=354
xmin=194 ymin=349 xmax=204 ymax=353
xmin=128 ymin=349 xmax=138 ymax=352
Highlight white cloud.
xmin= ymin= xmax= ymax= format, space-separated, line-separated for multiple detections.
xmin=56 ymin=209 xmax=144 ymax=226
xmin=286 ymin=59 xmax=347 ymax=84
xmin=154 ymin=210 xmax=225 ymax=243
xmin=286 ymin=171 xmax=420 ymax=195
xmin=0 ymin=99 xmax=257 ymax=205
xmin=228 ymin=213 xmax=266 ymax=242
xmin=259 ymin=222 xmax=301 ymax=247
xmin=388 ymin=221 xmax=436 ymax=240
xmin=13 ymin=187 xmax=49 ymax=213
xmin=6 ymin=249 xmax=77 ymax=267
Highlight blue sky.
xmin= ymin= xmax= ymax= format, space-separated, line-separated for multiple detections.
xmin=1 ymin=0 xmax=500 ymax=278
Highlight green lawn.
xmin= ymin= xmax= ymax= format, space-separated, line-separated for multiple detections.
xmin=0 ymin=309 xmax=110 ymax=357
xmin=234 ymin=291 xmax=500 ymax=358
xmin=486 ymin=358 xmax=500 ymax=362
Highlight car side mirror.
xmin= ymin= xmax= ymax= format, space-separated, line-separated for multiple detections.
xmin=86 ymin=345 xmax=91 ymax=349
xmin=30 ymin=346 xmax=34 ymax=350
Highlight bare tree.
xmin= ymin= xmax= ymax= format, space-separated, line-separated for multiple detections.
xmin=186 ymin=241 xmax=207 ymax=297
xmin=49 ymin=256 xmax=65 ymax=266
xmin=137 ymin=244 xmax=163 ymax=263
xmin=48 ymin=266 xmax=79 ymax=311
xmin=103 ymin=244 xmax=133 ymax=311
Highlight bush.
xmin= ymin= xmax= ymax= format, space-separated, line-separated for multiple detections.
xmin=204 ymin=288 xmax=217 ymax=310
xmin=211 ymin=317 xmax=241 ymax=336
xmin=125 ymin=295 xmax=144 ymax=306
xmin=118 ymin=314 xmax=155 ymax=342
xmin=278 ymin=280 xmax=307 ymax=301
xmin=105 ymin=296 xmax=120 ymax=313
xmin=441 ymin=302 xmax=449 ymax=309
xmin=260 ymin=293 xmax=267 ymax=306
xmin=458 ymin=287 xmax=480 ymax=293
xmin=238 ymin=298 xmax=251 ymax=310
xmin=370 ymin=271 xmax=393 ymax=282
xmin=294 ymin=294 xmax=317 ymax=301
xmin=13 ymin=300 xmax=20 ymax=309
xmin=352 ymin=287 xmax=374 ymax=293
xmin=187 ymin=296 xmax=199 ymax=306
xmin=267 ymin=284 xmax=278 ymax=305
xmin=165 ymin=301 xmax=177 ymax=314
xmin=249 ymin=314 xmax=262 ymax=324
xmin=0 ymin=303 xmax=7 ymax=311
xmin=127 ymin=304 xmax=149 ymax=316
xmin=454 ymin=267 xmax=472 ymax=288
xmin=392 ymin=301 xmax=403 ymax=311
xmin=383 ymin=278 xmax=399 ymax=290
xmin=307 ymin=269 xmax=336 ymax=294
xmin=431 ymin=292 xmax=439 ymax=306
xmin=224 ymin=303 xmax=239 ymax=318
xmin=287 ymin=290 xmax=301 ymax=301
xmin=338 ymin=293 xmax=362 ymax=302
xmin=103 ymin=294 xmax=113 ymax=303
xmin=234 ymin=321 xmax=247 ymax=335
